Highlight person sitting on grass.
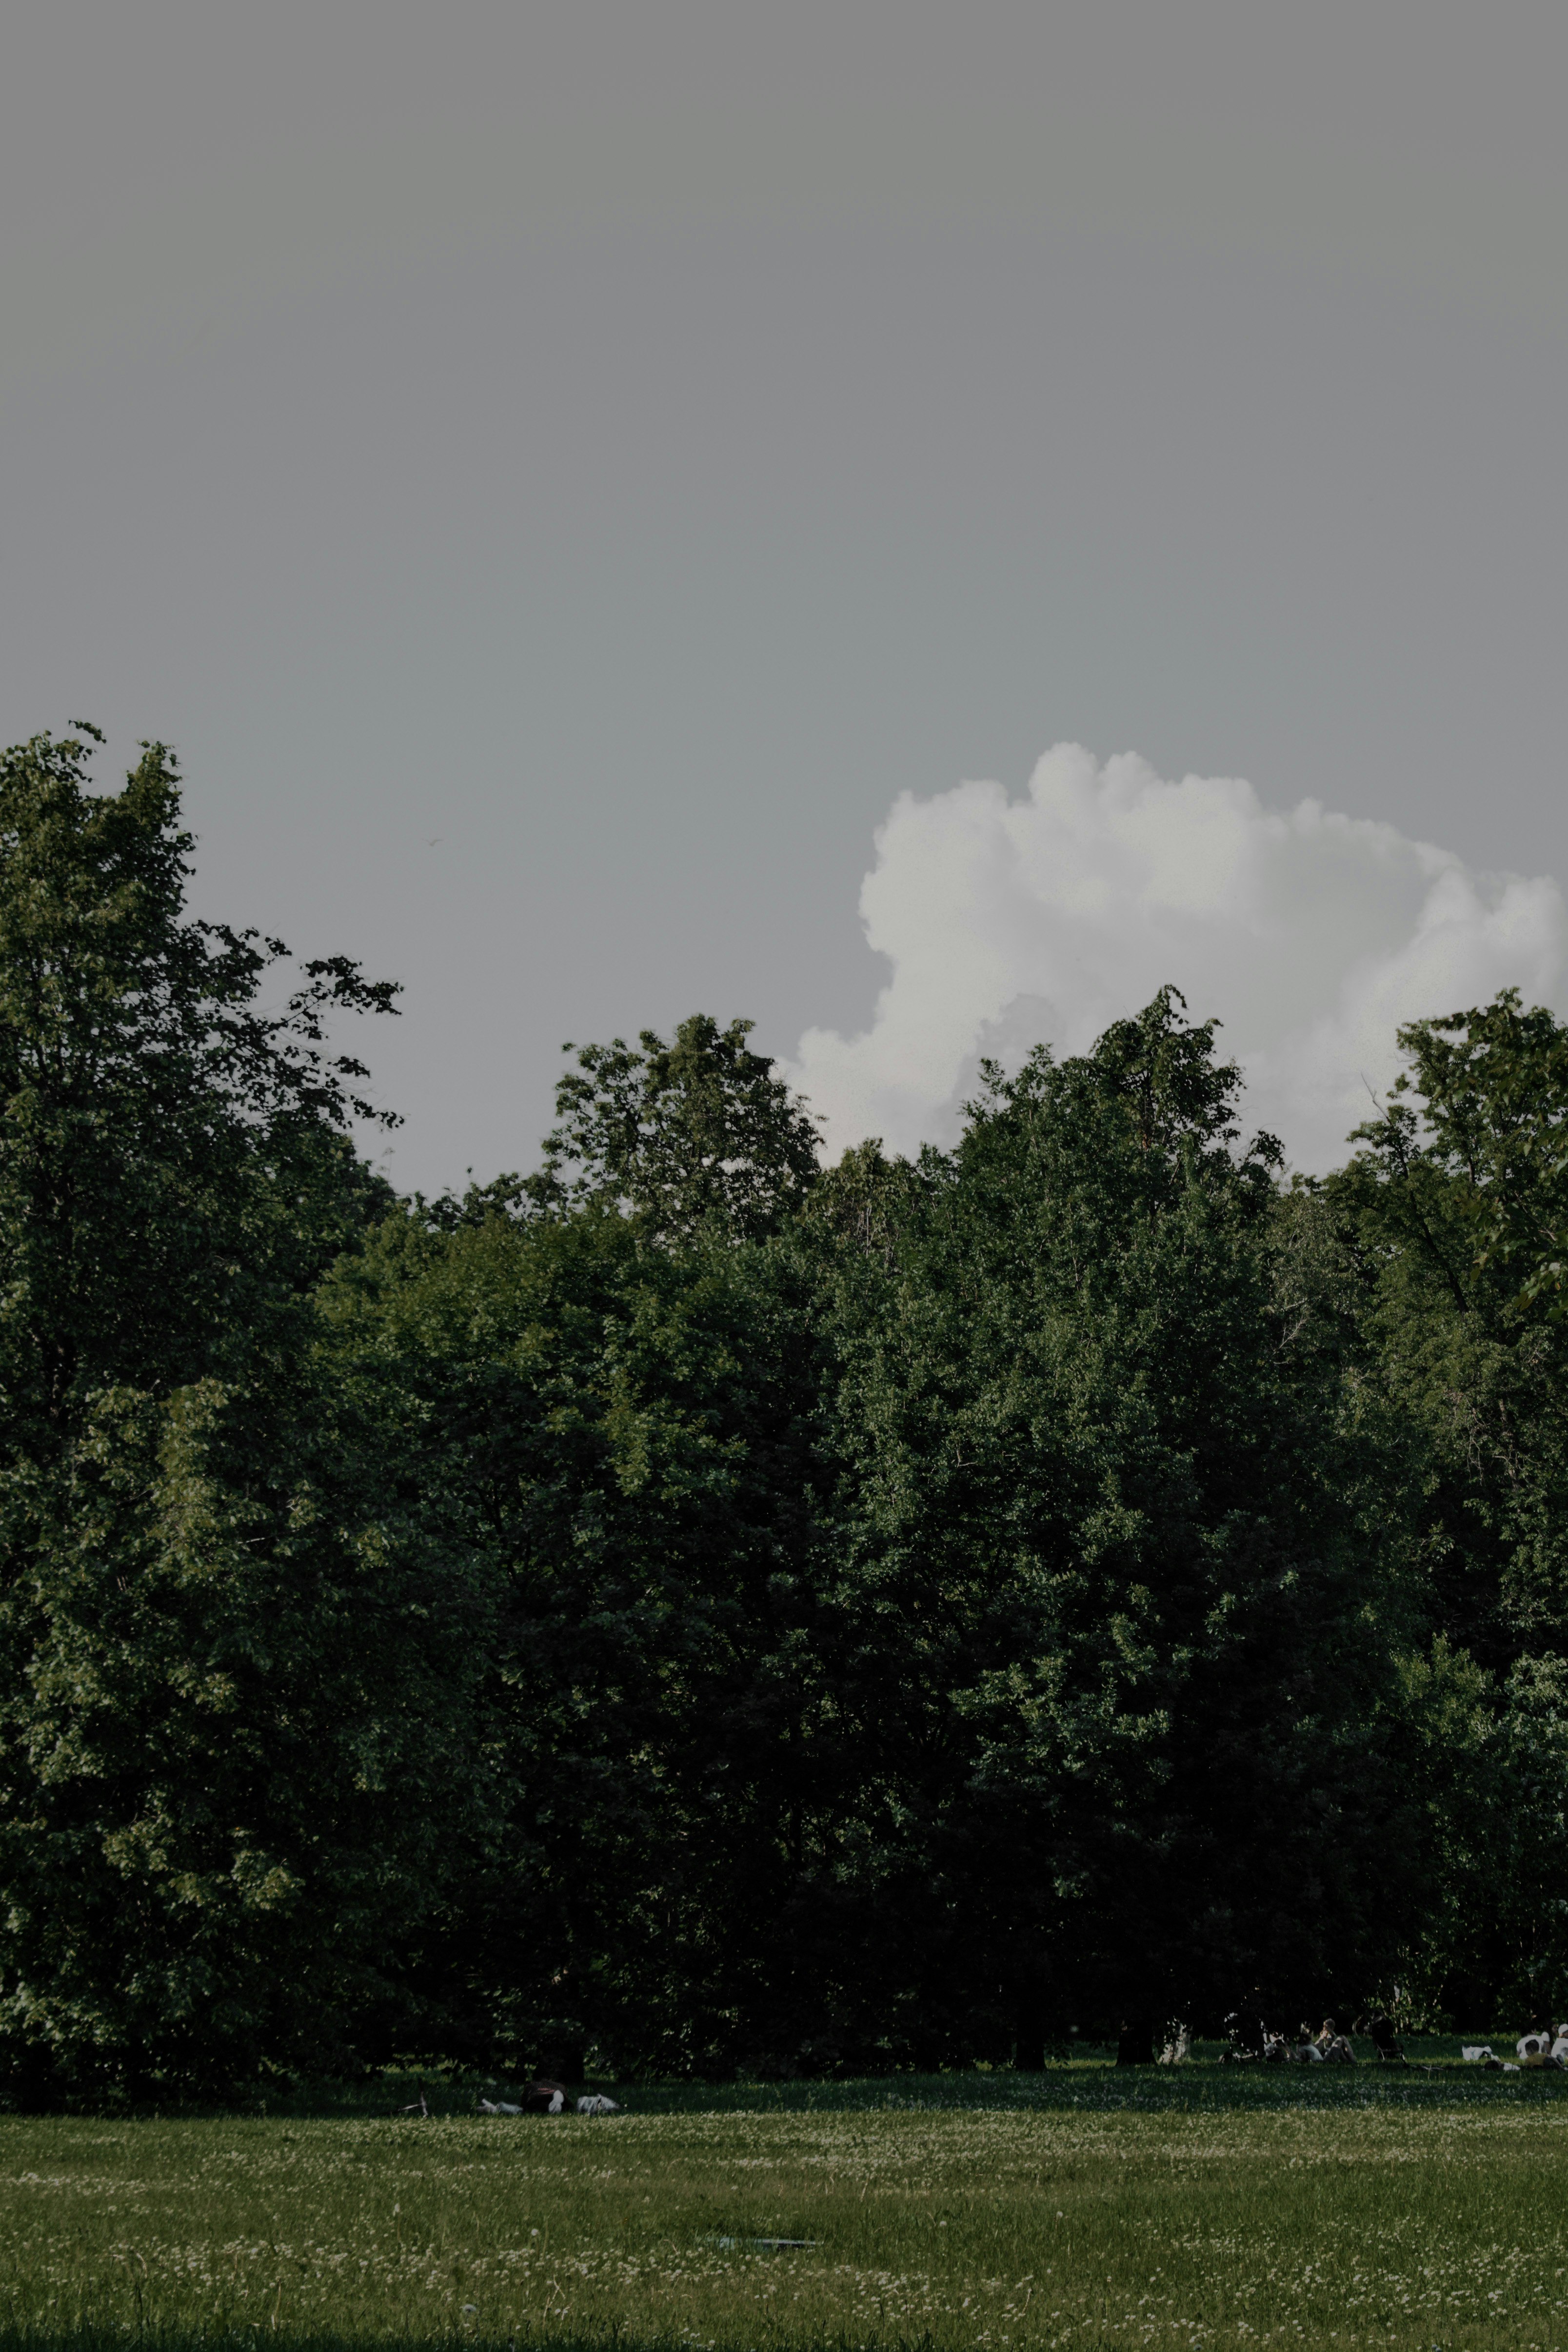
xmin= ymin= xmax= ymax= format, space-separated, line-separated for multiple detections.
xmin=1364 ymin=2011 xmax=1406 ymax=2064
xmin=1315 ymin=2017 xmax=1355 ymax=2063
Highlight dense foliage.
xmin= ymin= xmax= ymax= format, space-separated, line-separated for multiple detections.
xmin=0 ymin=729 xmax=1564 ymax=2101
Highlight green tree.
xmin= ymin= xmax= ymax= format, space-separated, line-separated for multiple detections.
xmin=1327 ymin=991 xmax=1568 ymax=1665
xmin=0 ymin=1369 xmax=497 ymax=2100
xmin=319 ymin=1192 xmax=834 ymax=2076
xmin=1323 ymin=991 xmax=1568 ymax=2017
xmin=0 ymin=730 xmax=491 ymax=2099
xmin=801 ymin=990 xmax=1422 ymax=2050
xmin=525 ymin=1014 xmax=822 ymax=1241
xmin=0 ymin=729 xmax=396 ymax=1437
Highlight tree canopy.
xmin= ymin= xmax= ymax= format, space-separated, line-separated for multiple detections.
xmin=0 ymin=726 xmax=1564 ymax=2095
xmin=0 ymin=729 xmax=396 ymax=1436
xmin=0 ymin=733 xmax=483 ymax=2099
xmin=524 ymin=1013 xmax=822 ymax=1240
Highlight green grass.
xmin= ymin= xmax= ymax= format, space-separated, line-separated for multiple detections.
xmin=2 ymin=2065 xmax=1568 ymax=2350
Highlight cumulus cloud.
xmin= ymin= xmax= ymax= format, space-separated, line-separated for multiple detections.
xmin=785 ymin=744 xmax=1568 ymax=1173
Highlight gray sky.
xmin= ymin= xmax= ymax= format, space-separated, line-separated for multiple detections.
xmin=4 ymin=1 xmax=1567 ymax=1187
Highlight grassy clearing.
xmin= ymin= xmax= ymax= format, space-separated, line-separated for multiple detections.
xmin=0 ymin=2073 xmax=1567 ymax=2350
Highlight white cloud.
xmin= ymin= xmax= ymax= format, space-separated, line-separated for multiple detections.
xmin=785 ymin=744 xmax=1568 ymax=1173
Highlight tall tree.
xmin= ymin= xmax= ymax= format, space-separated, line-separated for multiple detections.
xmin=1327 ymin=990 xmax=1568 ymax=1666
xmin=525 ymin=1014 xmax=822 ymax=1241
xmin=0 ymin=731 xmax=491 ymax=2100
xmin=802 ymin=990 xmax=1422 ymax=2051
xmin=1325 ymin=991 xmax=1568 ymax=2016
xmin=318 ymin=1190 xmax=834 ymax=2077
xmin=0 ymin=729 xmax=395 ymax=1436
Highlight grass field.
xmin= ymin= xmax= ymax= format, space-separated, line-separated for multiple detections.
xmin=1 ymin=2063 xmax=1567 ymax=2352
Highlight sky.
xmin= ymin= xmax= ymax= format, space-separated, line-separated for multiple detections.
xmin=3 ymin=0 xmax=1567 ymax=1187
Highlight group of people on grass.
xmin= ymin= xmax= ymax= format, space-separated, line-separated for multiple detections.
xmin=1465 ymin=2027 xmax=1568 ymax=2071
xmin=1218 ymin=2006 xmax=1402 ymax=2066
xmin=1143 ymin=2000 xmax=1568 ymax=2070
xmin=1223 ymin=2013 xmax=1568 ymax=2070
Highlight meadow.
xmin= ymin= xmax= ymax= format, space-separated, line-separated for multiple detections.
xmin=0 ymin=2061 xmax=1566 ymax=2352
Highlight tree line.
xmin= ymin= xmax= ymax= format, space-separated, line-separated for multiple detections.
xmin=0 ymin=728 xmax=1563 ymax=2102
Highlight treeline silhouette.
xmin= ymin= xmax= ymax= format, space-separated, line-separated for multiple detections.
xmin=0 ymin=729 xmax=1561 ymax=2103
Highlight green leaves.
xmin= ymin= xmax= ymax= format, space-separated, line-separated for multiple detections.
xmin=0 ymin=731 xmax=398 ymax=1437
xmin=785 ymin=992 xmax=1418 ymax=2045
xmin=1341 ymin=989 xmax=1568 ymax=1325
xmin=527 ymin=1014 xmax=822 ymax=1242
xmin=0 ymin=1365 xmax=499 ymax=2097
xmin=0 ymin=731 xmax=437 ymax=2100
xmin=319 ymin=1200 xmax=837 ymax=2077
xmin=0 ymin=718 xmax=1559 ymax=2090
